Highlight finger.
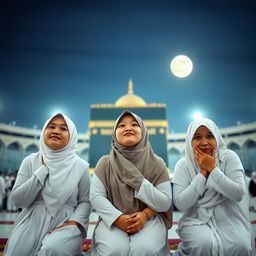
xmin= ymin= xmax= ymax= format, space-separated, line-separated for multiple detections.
xmin=127 ymin=222 xmax=139 ymax=230
xmin=127 ymin=213 xmax=137 ymax=219
xmin=127 ymin=226 xmax=141 ymax=233
xmin=125 ymin=218 xmax=137 ymax=224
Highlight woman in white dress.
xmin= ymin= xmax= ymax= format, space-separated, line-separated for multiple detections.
xmin=90 ymin=110 xmax=173 ymax=256
xmin=4 ymin=113 xmax=91 ymax=256
xmin=173 ymin=118 xmax=254 ymax=256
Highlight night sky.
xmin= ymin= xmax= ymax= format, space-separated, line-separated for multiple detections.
xmin=1 ymin=0 xmax=256 ymax=134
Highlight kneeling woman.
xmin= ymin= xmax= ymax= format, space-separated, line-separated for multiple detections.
xmin=90 ymin=111 xmax=172 ymax=256
xmin=173 ymin=118 xmax=254 ymax=256
xmin=4 ymin=113 xmax=91 ymax=256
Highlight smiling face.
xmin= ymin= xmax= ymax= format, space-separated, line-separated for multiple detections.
xmin=115 ymin=114 xmax=142 ymax=147
xmin=44 ymin=115 xmax=70 ymax=150
xmin=191 ymin=125 xmax=217 ymax=155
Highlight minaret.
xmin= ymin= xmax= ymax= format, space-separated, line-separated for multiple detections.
xmin=128 ymin=79 xmax=133 ymax=95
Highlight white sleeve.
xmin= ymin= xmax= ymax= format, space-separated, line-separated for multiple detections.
xmin=90 ymin=174 xmax=123 ymax=228
xmin=173 ymin=159 xmax=207 ymax=212
xmin=207 ymin=151 xmax=246 ymax=202
xmin=69 ymin=168 xmax=92 ymax=237
xmin=12 ymin=157 xmax=49 ymax=208
xmin=134 ymin=179 xmax=172 ymax=212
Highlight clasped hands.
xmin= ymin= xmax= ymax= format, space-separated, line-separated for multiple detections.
xmin=114 ymin=211 xmax=147 ymax=234
xmin=193 ymin=146 xmax=216 ymax=177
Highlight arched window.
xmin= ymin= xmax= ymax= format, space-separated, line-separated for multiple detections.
xmin=25 ymin=144 xmax=38 ymax=157
xmin=80 ymin=148 xmax=89 ymax=162
xmin=227 ymin=142 xmax=243 ymax=160
xmin=0 ymin=140 xmax=6 ymax=172
xmin=6 ymin=142 xmax=23 ymax=173
xmin=243 ymin=140 xmax=256 ymax=172
xmin=168 ymin=148 xmax=181 ymax=173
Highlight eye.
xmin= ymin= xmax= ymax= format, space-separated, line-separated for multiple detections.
xmin=193 ymin=135 xmax=201 ymax=140
xmin=47 ymin=125 xmax=55 ymax=129
xmin=207 ymin=134 xmax=214 ymax=139
xmin=132 ymin=122 xmax=139 ymax=127
xmin=117 ymin=123 xmax=125 ymax=128
xmin=61 ymin=127 xmax=68 ymax=131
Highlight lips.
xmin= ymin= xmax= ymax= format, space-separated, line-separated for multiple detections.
xmin=123 ymin=132 xmax=134 ymax=136
xmin=201 ymin=148 xmax=211 ymax=153
xmin=50 ymin=136 xmax=61 ymax=140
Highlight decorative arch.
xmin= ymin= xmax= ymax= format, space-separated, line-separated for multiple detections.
xmin=243 ymin=139 xmax=256 ymax=172
xmin=25 ymin=144 xmax=38 ymax=157
xmin=227 ymin=141 xmax=243 ymax=161
xmin=0 ymin=139 xmax=6 ymax=172
xmin=5 ymin=142 xmax=23 ymax=173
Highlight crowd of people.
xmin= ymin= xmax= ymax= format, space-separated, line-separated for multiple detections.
xmin=0 ymin=171 xmax=18 ymax=212
xmin=1 ymin=111 xmax=255 ymax=255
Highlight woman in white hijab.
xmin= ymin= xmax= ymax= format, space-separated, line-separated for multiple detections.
xmin=172 ymin=118 xmax=254 ymax=256
xmin=4 ymin=113 xmax=91 ymax=256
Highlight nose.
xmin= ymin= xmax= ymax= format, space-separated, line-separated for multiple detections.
xmin=125 ymin=125 xmax=132 ymax=131
xmin=52 ymin=128 xmax=60 ymax=134
xmin=201 ymin=137 xmax=208 ymax=145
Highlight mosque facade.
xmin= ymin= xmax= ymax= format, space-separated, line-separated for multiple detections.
xmin=88 ymin=79 xmax=168 ymax=171
xmin=0 ymin=80 xmax=256 ymax=176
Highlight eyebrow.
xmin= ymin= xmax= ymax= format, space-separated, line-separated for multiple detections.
xmin=193 ymin=131 xmax=213 ymax=136
xmin=48 ymin=122 xmax=68 ymax=127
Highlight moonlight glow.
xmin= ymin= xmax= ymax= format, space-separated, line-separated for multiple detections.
xmin=170 ymin=55 xmax=193 ymax=78
xmin=193 ymin=112 xmax=203 ymax=120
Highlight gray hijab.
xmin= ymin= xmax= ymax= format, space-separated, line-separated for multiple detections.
xmin=95 ymin=110 xmax=172 ymax=229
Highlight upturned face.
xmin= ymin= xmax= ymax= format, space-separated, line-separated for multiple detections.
xmin=115 ymin=114 xmax=142 ymax=147
xmin=44 ymin=116 xmax=70 ymax=150
xmin=191 ymin=125 xmax=217 ymax=155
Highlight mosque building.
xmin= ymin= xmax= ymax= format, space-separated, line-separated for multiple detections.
xmin=88 ymin=79 xmax=168 ymax=172
xmin=0 ymin=80 xmax=256 ymax=176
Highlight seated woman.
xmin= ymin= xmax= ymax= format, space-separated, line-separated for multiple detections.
xmin=90 ymin=110 xmax=172 ymax=256
xmin=4 ymin=113 xmax=91 ymax=256
xmin=173 ymin=118 xmax=254 ymax=256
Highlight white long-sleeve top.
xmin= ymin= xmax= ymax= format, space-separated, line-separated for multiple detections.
xmin=90 ymin=174 xmax=172 ymax=228
xmin=173 ymin=150 xmax=252 ymax=255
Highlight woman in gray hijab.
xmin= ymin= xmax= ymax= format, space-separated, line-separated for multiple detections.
xmin=172 ymin=118 xmax=254 ymax=256
xmin=90 ymin=110 xmax=172 ymax=256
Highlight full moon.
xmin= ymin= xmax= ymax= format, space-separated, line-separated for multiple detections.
xmin=170 ymin=55 xmax=193 ymax=78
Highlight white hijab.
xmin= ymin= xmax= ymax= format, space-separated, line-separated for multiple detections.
xmin=185 ymin=118 xmax=228 ymax=177
xmin=177 ymin=118 xmax=229 ymax=226
xmin=39 ymin=113 xmax=84 ymax=216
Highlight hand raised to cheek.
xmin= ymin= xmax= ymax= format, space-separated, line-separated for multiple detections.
xmin=193 ymin=147 xmax=216 ymax=173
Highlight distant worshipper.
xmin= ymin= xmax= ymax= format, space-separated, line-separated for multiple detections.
xmin=90 ymin=110 xmax=173 ymax=256
xmin=249 ymin=172 xmax=256 ymax=197
xmin=4 ymin=113 xmax=91 ymax=256
xmin=172 ymin=118 xmax=255 ymax=256
xmin=0 ymin=171 xmax=5 ymax=210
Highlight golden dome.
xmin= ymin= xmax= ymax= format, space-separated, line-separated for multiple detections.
xmin=115 ymin=79 xmax=146 ymax=107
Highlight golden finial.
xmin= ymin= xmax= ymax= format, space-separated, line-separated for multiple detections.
xmin=128 ymin=79 xmax=133 ymax=95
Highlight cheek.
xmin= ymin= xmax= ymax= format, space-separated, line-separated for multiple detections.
xmin=191 ymin=141 xmax=197 ymax=148
xmin=64 ymin=134 xmax=70 ymax=145
xmin=115 ymin=131 xmax=121 ymax=142
xmin=43 ymin=131 xmax=48 ymax=143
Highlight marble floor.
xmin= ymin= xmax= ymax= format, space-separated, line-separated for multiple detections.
xmin=0 ymin=210 xmax=182 ymax=240
xmin=0 ymin=210 xmax=182 ymax=255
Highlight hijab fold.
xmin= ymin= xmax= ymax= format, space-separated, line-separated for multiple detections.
xmin=39 ymin=113 xmax=85 ymax=216
xmin=95 ymin=110 xmax=172 ymax=229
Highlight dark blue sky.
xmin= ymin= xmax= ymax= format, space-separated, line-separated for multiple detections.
xmin=1 ymin=0 xmax=256 ymax=133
